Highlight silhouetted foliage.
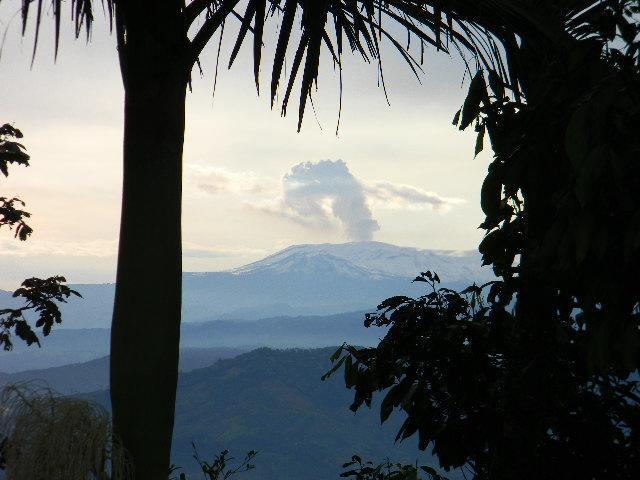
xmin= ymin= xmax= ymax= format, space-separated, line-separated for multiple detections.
xmin=0 ymin=196 xmax=32 ymax=241
xmin=327 ymin=4 xmax=640 ymax=478
xmin=18 ymin=1 xmax=636 ymax=478
xmin=0 ymin=124 xmax=30 ymax=175
xmin=325 ymin=273 xmax=640 ymax=478
xmin=0 ymin=276 xmax=81 ymax=351
xmin=1 ymin=124 xmax=78 ymax=350
xmin=0 ymin=123 xmax=32 ymax=240
xmin=453 ymin=0 xmax=640 ymax=372
xmin=11 ymin=1 xmax=533 ymax=477
xmin=17 ymin=1 xmax=521 ymax=130
xmin=193 ymin=446 xmax=257 ymax=480
xmin=340 ymin=455 xmax=446 ymax=480
xmin=0 ymin=437 xmax=6 ymax=471
xmin=169 ymin=447 xmax=257 ymax=480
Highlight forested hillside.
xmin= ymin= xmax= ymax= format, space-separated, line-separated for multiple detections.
xmin=88 ymin=348 xmax=458 ymax=479
xmin=0 ymin=347 xmax=247 ymax=393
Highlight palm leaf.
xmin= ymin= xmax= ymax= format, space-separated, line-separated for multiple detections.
xmin=270 ymin=0 xmax=297 ymax=107
xmin=15 ymin=0 xmax=601 ymax=131
xmin=281 ymin=30 xmax=309 ymax=117
xmin=228 ymin=1 xmax=257 ymax=69
xmin=297 ymin=1 xmax=328 ymax=131
xmin=15 ymin=0 xmax=97 ymax=62
xmin=253 ymin=0 xmax=267 ymax=91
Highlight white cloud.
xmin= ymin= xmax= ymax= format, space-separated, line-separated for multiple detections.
xmin=276 ymin=160 xmax=380 ymax=241
xmin=365 ymin=181 xmax=464 ymax=211
xmin=186 ymin=165 xmax=279 ymax=197
xmin=188 ymin=159 xmax=463 ymax=241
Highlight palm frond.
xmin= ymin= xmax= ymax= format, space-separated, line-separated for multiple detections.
xmin=12 ymin=0 xmax=603 ymax=130
xmin=270 ymin=0 xmax=297 ymax=107
xmin=188 ymin=0 xmax=589 ymax=130
xmin=13 ymin=0 xmax=97 ymax=62
xmin=194 ymin=1 xmax=478 ymax=130
xmin=228 ymin=1 xmax=257 ymax=69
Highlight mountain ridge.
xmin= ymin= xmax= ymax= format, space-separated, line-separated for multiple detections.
xmin=0 ymin=310 xmax=380 ymax=373
xmin=1 ymin=241 xmax=491 ymax=331
xmin=0 ymin=346 xmax=248 ymax=393
xmin=230 ymin=241 xmax=488 ymax=283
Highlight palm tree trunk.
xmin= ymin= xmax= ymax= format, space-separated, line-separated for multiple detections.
xmin=110 ymin=5 xmax=188 ymax=477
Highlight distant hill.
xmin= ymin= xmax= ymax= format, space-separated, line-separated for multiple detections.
xmin=0 ymin=327 xmax=111 ymax=372
xmin=0 ymin=289 xmax=17 ymax=307
xmin=14 ymin=241 xmax=490 ymax=330
xmin=0 ymin=311 xmax=383 ymax=372
xmin=0 ymin=347 xmax=247 ymax=393
xmin=86 ymin=348 xmax=461 ymax=480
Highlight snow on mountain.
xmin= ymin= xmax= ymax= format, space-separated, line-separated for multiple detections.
xmin=11 ymin=242 xmax=492 ymax=331
xmin=232 ymin=251 xmax=395 ymax=280
xmin=233 ymin=241 xmax=492 ymax=283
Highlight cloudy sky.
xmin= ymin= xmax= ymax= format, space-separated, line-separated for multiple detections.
xmin=0 ymin=5 xmax=491 ymax=288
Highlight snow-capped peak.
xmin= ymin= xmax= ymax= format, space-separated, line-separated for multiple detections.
xmin=232 ymin=241 xmax=492 ymax=283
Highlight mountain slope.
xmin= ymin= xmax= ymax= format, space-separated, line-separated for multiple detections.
xmin=232 ymin=251 xmax=393 ymax=279
xmin=86 ymin=348 xmax=460 ymax=480
xmin=1 ymin=242 xmax=490 ymax=331
xmin=0 ymin=311 xmax=383 ymax=372
xmin=51 ymin=242 xmax=490 ymax=329
xmin=0 ymin=346 xmax=248 ymax=393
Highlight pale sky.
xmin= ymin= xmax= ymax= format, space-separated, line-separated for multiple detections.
xmin=0 ymin=4 xmax=492 ymax=288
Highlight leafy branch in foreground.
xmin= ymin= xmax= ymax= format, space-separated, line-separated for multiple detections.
xmin=0 ymin=124 xmax=30 ymax=176
xmin=453 ymin=0 xmax=640 ymax=372
xmin=324 ymin=272 xmax=640 ymax=479
xmin=326 ymin=6 xmax=640 ymax=478
xmin=341 ymin=455 xmax=447 ymax=480
xmin=0 ymin=276 xmax=81 ymax=351
xmin=0 ymin=196 xmax=32 ymax=241
xmin=1 ymin=123 xmax=79 ymax=350
xmin=8 ymin=1 xmax=530 ymax=475
xmin=0 ymin=123 xmax=32 ymax=240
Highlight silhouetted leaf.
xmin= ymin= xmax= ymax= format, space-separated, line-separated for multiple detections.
xmin=474 ymin=123 xmax=485 ymax=157
xmin=227 ymin=1 xmax=257 ymax=70
xmin=270 ymin=0 xmax=297 ymax=107
xmin=480 ymin=167 xmax=501 ymax=218
xmin=459 ymin=72 xmax=486 ymax=130
xmin=452 ymin=109 xmax=461 ymax=126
